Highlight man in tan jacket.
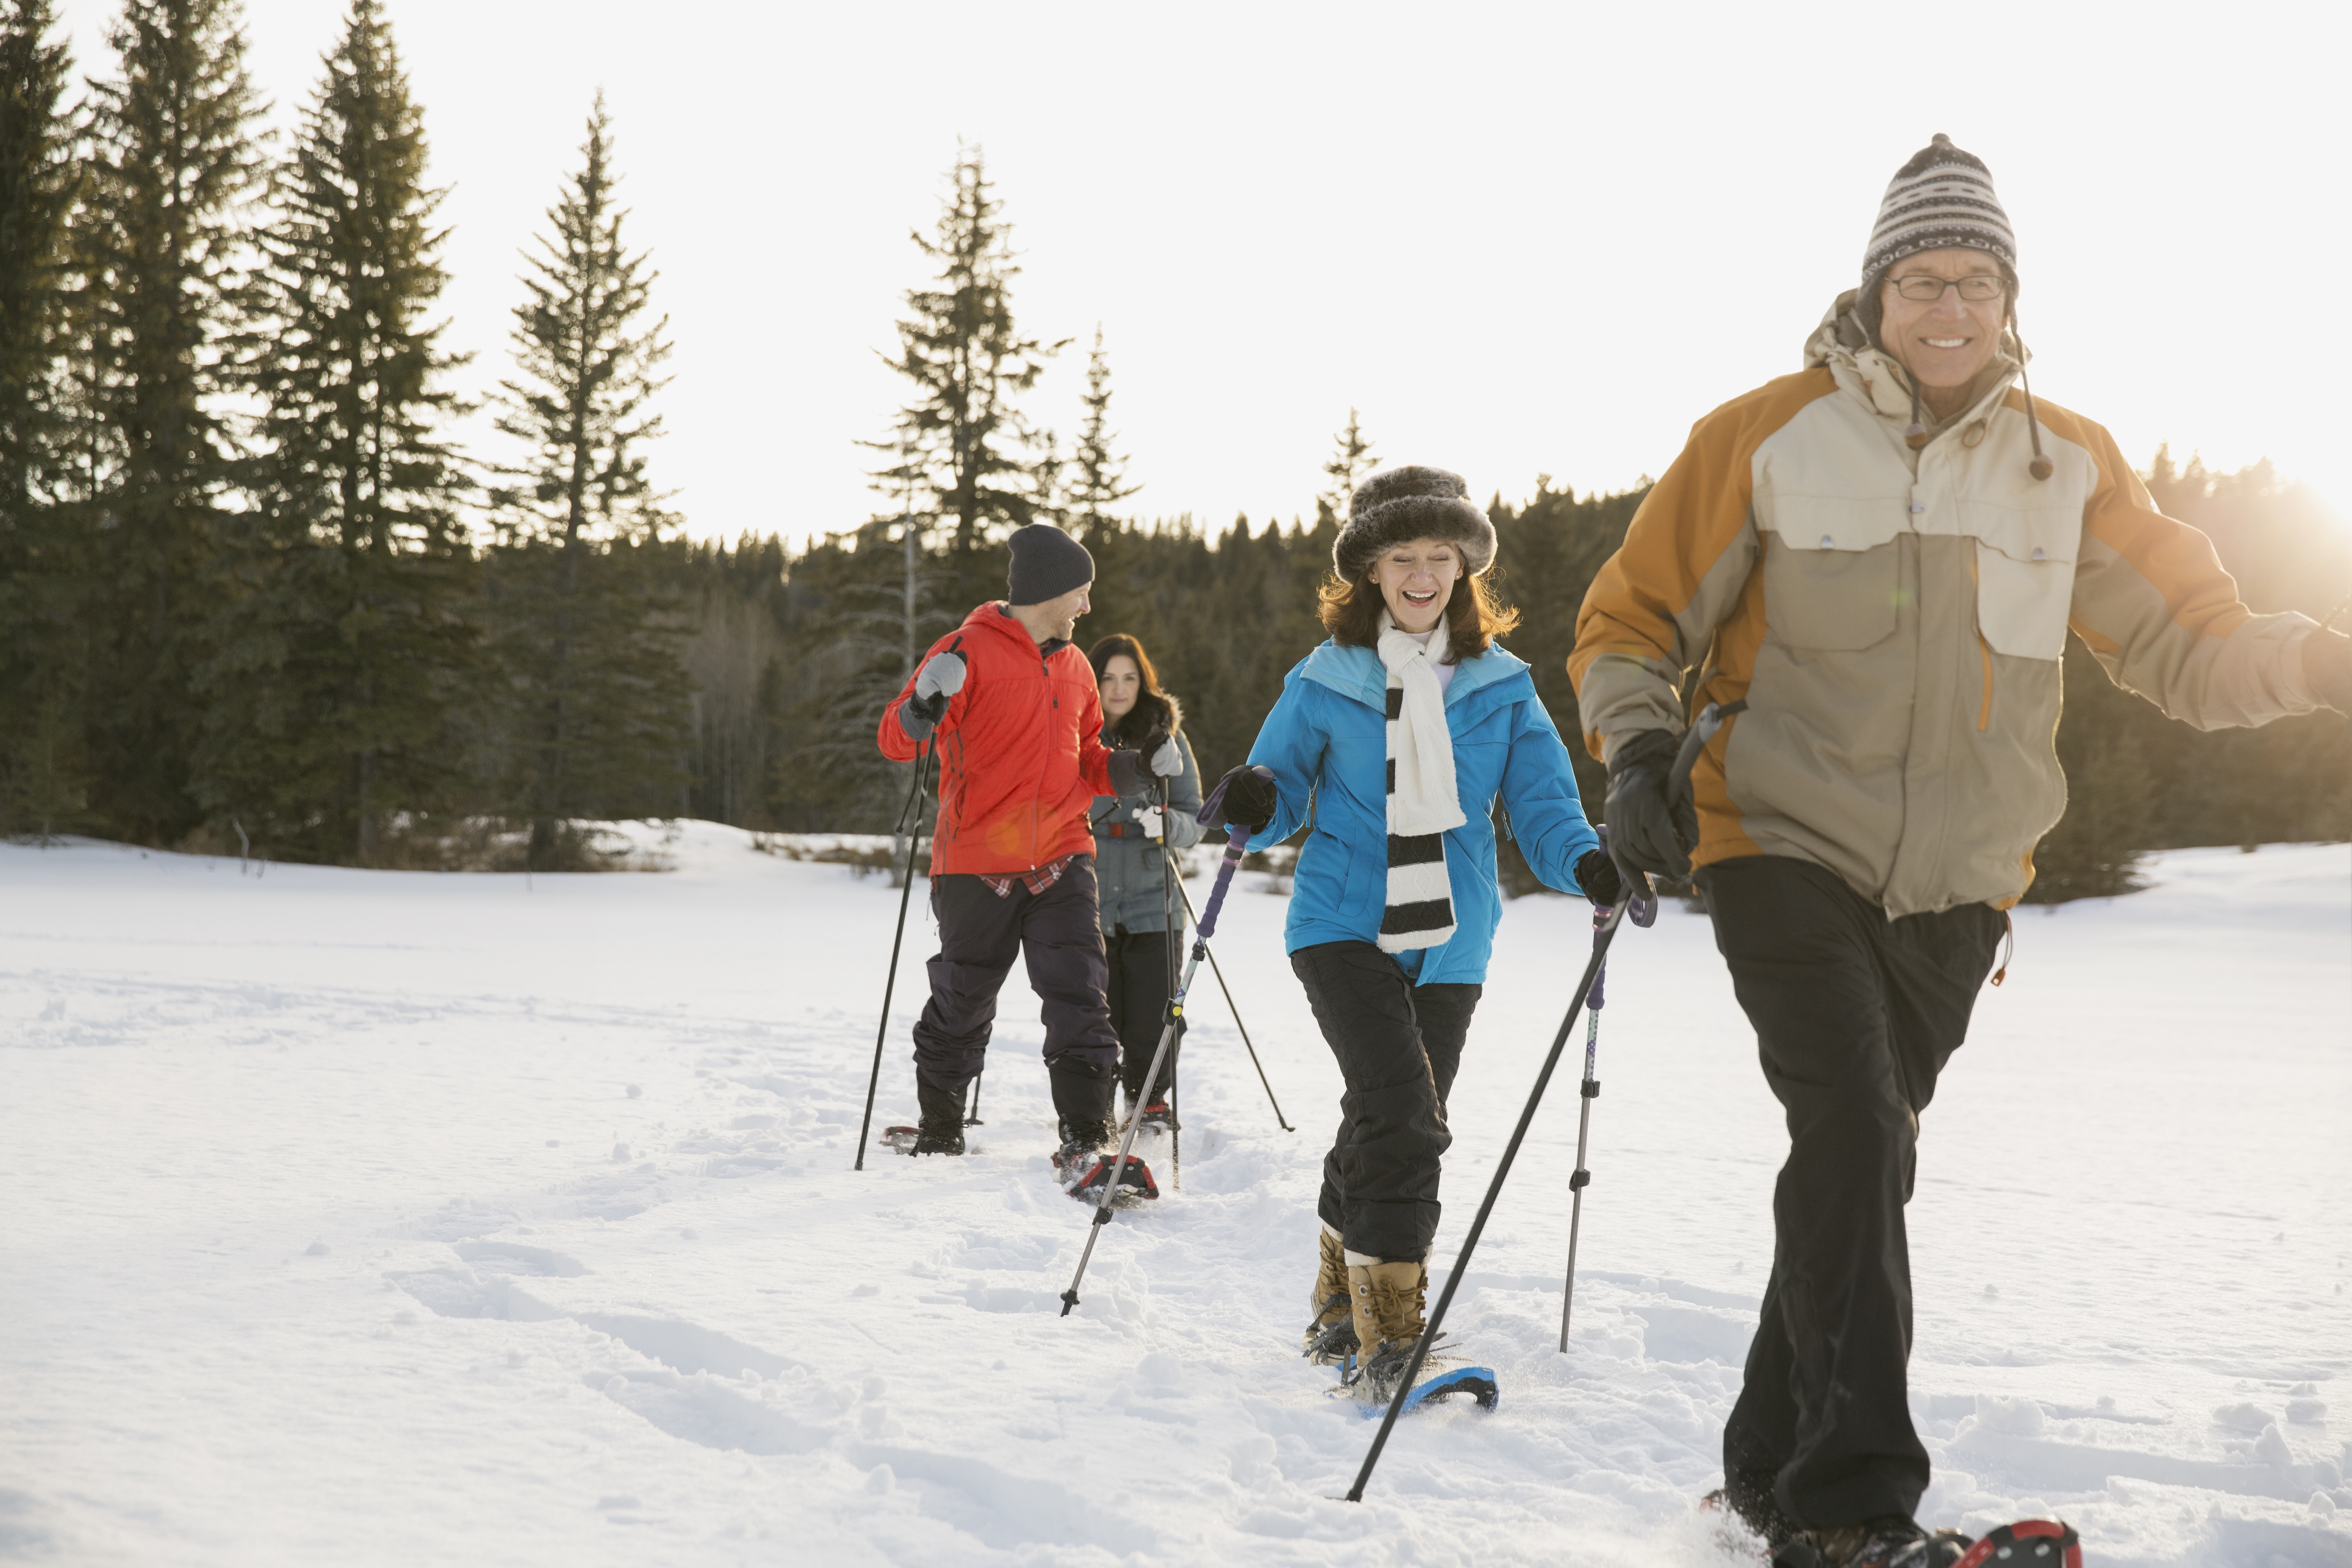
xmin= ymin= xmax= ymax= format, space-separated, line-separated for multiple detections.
xmin=1570 ymin=134 xmax=2352 ymax=1567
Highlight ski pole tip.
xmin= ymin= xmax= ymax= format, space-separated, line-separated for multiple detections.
xmin=1058 ymin=1290 xmax=1079 ymax=1318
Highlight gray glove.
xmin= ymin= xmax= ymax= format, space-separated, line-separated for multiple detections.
xmin=1147 ymin=735 xmax=1183 ymax=778
xmin=898 ymin=649 xmax=967 ymax=738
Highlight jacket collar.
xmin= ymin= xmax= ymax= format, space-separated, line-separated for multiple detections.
xmin=1804 ymin=290 xmax=2022 ymax=441
xmin=962 ymin=600 xmax=1067 ymax=659
xmin=1298 ymin=637 xmax=1532 ymax=712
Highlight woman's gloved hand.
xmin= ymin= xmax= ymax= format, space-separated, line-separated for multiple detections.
xmin=1204 ymin=764 xmax=1278 ymax=833
xmin=1602 ymin=728 xmax=1697 ymax=880
xmin=1574 ymin=847 xmax=1623 ymax=908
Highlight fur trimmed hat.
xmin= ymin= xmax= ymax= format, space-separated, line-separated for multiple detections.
xmin=1333 ymin=466 xmax=1495 ymax=584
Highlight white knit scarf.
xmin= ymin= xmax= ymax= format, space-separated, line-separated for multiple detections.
xmin=1373 ymin=611 xmax=1465 ymax=953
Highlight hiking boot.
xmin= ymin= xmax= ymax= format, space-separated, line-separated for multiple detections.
xmin=1301 ymin=1227 xmax=1356 ymax=1363
xmin=911 ymin=1078 xmax=967 ymax=1156
xmin=1775 ymin=1516 xmax=1971 ymax=1568
xmin=1347 ymin=1256 xmax=1427 ymax=1362
xmin=1702 ymin=1467 xmax=1801 ymax=1550
xmin=1052 ymin=1113 xmax=1116 ymax=1172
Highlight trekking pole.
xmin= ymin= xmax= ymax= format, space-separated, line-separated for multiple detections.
xmin=852 ymin=740 xmax=935 ymax=1171
xmin=1558 ymin=893 xmax=1611 ymax=1352
xmin=1346 ymin=702 xmax=1737 ymax=1501
xmin=1060 ymin=767 xmax=1270 ymax=1318
xmin=851 ymin=633 xmax=967 ymax=1172
xmin=964 ymin=1074 xmax=984 ymax=1127
xmin=1161 ymin=841 xmax=1294 ymax=1131
xmin=1159 ymin=773 xmax=1181 ymax=1189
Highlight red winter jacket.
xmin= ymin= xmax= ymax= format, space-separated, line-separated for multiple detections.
xmin=878 ymin=602 xmax=1118 ymax=875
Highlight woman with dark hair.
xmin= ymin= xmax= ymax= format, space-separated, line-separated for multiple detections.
xmin=1203 ymin=466 xmax=1619 ymax=1403
xmin=1087 ymin=634 xmax=1204 ymax=1125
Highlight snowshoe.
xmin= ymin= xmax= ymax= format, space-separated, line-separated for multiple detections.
xmin=1057 ymin=1147 xmax=1159 ymax=1206
xmin=879 ymin=1124 xmax=920 ymax=1154
xmin=1136 ymin=1098 xmax=1178 ymax=1131
xmin=1950 ymin=1522 xmax=2078 ymax=1568
xmin=1340 ymin=1336 xmax=1498 ymax=1416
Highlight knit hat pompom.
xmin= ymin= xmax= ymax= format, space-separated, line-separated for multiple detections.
xmin=1334 ymin=465 xmax=1496 ymax=584
xmin=1861 ymin=132 xmax=2017 ymax=303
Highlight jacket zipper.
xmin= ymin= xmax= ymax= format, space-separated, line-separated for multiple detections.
xmin=1976 ymin=633 xmax=1993 ymax=732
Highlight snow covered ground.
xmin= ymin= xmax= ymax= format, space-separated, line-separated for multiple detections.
xmin=4 ymin=825 xmax=2348 ymax=1567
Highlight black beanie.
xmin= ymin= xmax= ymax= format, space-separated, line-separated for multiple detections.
xmin=1006 ymin=524 xmax=1094 ymax=605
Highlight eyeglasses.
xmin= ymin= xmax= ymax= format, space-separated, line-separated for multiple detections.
xmin=1887 ymin=274 xmax=2007 ymax=303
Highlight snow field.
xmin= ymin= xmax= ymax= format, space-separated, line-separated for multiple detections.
xmin=2 ymin=827 xmax=2348 ymax=1566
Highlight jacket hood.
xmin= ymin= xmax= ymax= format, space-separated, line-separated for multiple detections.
xmin=1804 ymin=290 xmax=2024 ymax=431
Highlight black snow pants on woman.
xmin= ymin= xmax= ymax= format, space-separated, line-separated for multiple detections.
xmin=1700 ymin=855 xmax=2006 ymax=1530
xmin=1290 ymin=940 xmax=1482 ymax=1261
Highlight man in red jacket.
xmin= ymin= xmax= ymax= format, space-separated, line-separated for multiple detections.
xmin=878 ymin=524 xmax=1180 ymax=1165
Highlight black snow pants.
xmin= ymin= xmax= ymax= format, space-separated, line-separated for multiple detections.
xmin=912 ymin=858 xmax=1121 ymax=1122
xmin=1290 ymin=940 xmax=1482 ymax=1262
xmin=1106 ymin=924 xmax=1184 ymax=1107
xmin=1699 ymin=855 xmax=2006 ymax=1530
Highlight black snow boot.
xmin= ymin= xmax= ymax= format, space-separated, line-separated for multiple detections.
xmin=1774 ymin=1516 xmax=1971 ymax=1568
xmin=1054 ymin=1112 xmax=1116 ymax=1165
xmin=911 ymin=1077 xmax=966 ymax=1156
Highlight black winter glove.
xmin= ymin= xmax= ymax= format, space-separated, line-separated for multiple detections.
xmin=1203 ymin=764 xmax=1278 ymax=834
xmin=1574 ymin=848 xmax=1623 ymax=908
xmin=1602 ymin=728 xmax=1697 ymax=880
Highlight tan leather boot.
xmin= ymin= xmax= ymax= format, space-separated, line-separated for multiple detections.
xmin=1303 ymin=1228 xmax=1353 ymax=1359
xmin=1346 ymin=1256 xmax=1427 ymax=1360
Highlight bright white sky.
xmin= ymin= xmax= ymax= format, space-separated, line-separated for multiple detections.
xmin=54 ymin=0 xmax=2352 ymax=551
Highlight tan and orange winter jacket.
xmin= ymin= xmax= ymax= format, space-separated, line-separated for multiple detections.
xmin=1570 ymin=294 xmax=2325 ymax=918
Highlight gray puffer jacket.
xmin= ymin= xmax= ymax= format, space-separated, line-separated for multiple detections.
xmin=1089 ymin=699 xmax=1203 ymax=935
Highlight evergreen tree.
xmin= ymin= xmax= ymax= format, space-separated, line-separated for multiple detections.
xmin=0 ymin=0 xmax=86 ymax=834
xmin=1066 ymin=325 xmax=1139 ymax=542
xmin=1316 ymin=408 xmax=1376 ymax=527
xmin=876 ymin=144 xmax=1063 ymax=557
xmin=197 ymin=0 xmax=474 ymax=864
xmin=485 ymin=96 xmax=688 ymax=869
xmin=73 ymin=0 xmax=266 ymax=842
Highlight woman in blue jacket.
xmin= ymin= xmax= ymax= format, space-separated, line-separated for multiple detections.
xmin=1212 ymin=466 xmax=1619 ymax=1396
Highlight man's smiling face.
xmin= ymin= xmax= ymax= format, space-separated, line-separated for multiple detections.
xmin=1878 ymin=247 xmax=2009 ymax=393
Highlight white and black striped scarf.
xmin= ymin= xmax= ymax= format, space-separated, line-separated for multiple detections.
xmin=1374 ymin=612 xmax=1465 ymax=953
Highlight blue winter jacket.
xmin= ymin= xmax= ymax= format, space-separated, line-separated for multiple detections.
xmin=1244 ymin=638 xmax=1603 ymax=986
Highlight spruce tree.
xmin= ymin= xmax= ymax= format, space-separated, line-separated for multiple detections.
xmin=0 ymin=0 xmax=85 ymax=833
xmin=486 ymin=97 xmax=688 ymax=870
xmin=74 ymin=0 xmax=265 ymax=842
xmin=876 ymin=144 xmax=1063 ymax=557
xmin=1067 ymin=325 xmax=1139 ymax=541
xmin=198 ymin=0 xmax=474 ymax=863
xmin=1316 ymin=408 xmax=1376 ymax=526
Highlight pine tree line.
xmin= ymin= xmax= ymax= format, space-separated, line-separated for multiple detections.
xmin=0 ymin=0 xmax=685 ymax=867
xmin=4 ymin=9 xmax=2341 ymax=889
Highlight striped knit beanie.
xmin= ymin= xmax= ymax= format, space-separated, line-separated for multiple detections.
xmin=1861 ymin=133 xmax=2016 ymax=298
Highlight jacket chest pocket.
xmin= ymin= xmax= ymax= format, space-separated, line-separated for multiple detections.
xmin=1963 ymin=502 xmax=2080 ymax=662
xmin=1760 ymin=533 xmax=1902 ymax=653
xmin=1755 ymin=495 xmax=1907 ymax=653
